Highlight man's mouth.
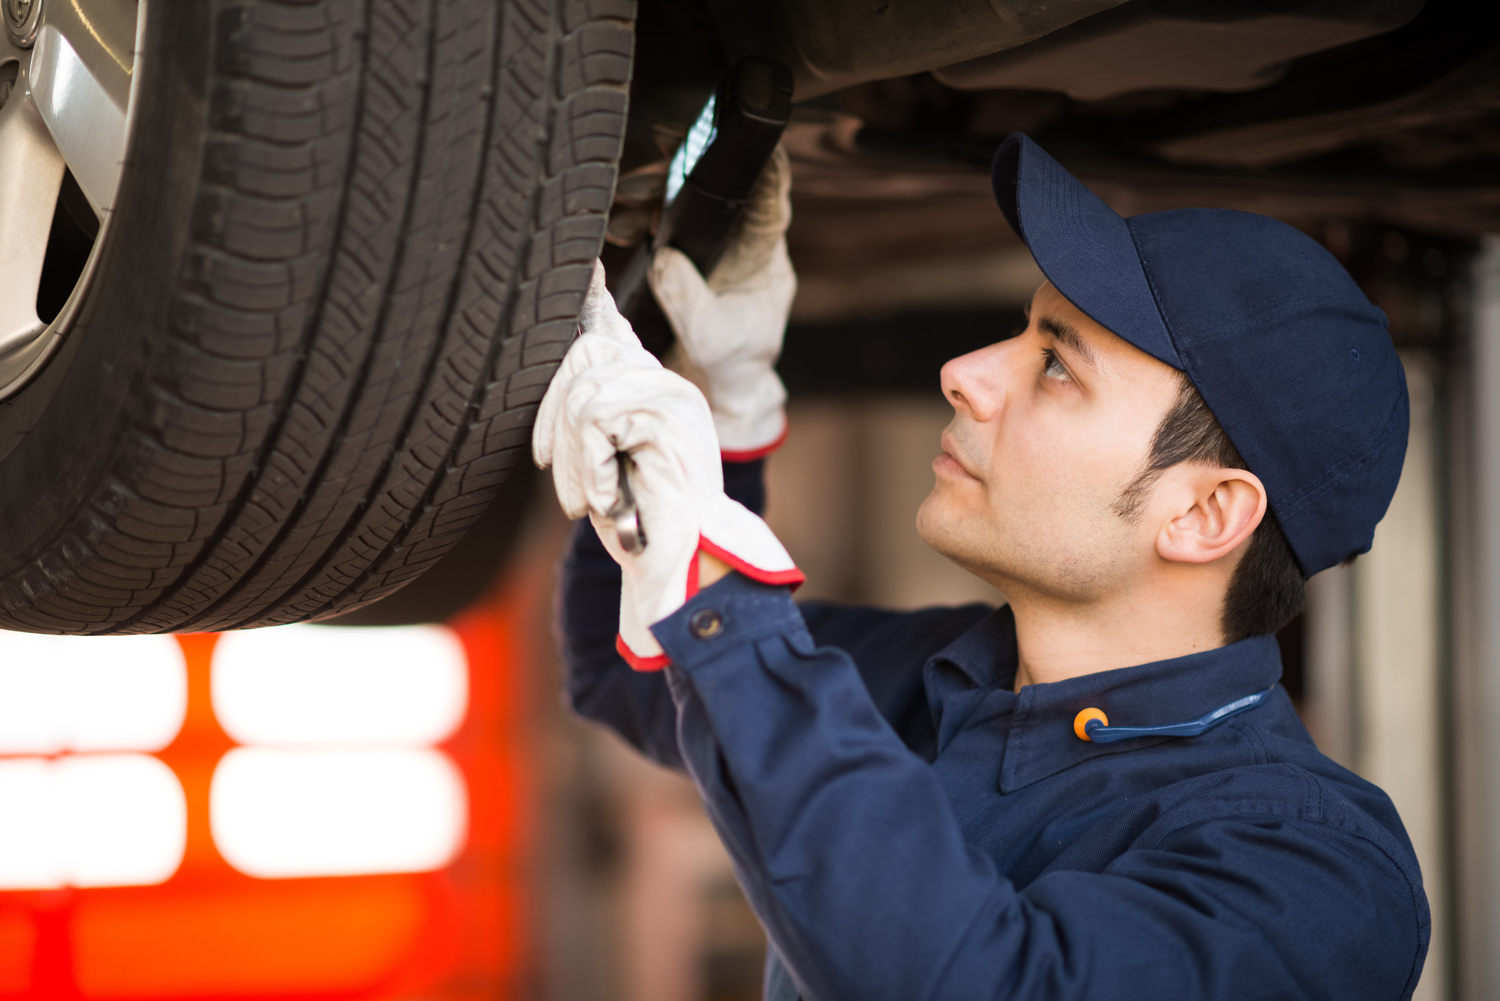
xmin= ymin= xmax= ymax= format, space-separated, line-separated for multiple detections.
xmin=936 ymin=433 xmax=979 ymax=480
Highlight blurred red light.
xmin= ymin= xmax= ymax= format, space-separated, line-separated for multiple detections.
xmin=0 ymin=578 xmax=541 ymax=1001
xmin=0 ymin=908 xmax=36 ymax=995
xmin=72 ymin=877 xmax=444 ymax=999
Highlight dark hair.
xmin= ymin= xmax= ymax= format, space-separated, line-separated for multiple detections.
xmin=1116 ymin=376 xmax=1306 ymax=643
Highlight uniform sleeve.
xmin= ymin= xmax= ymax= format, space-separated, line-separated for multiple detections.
xmin=559 ymin=515 xmax=687 ymax=769
xmin=797 ymin=600 xmax=991 ymax=759
xmin=652 ymin=575 xmax=1429 ymax=1001
xmin=558 ymin=459 xmax=769 ymax=769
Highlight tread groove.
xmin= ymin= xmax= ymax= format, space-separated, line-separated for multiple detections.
xmin=218 ymin=0 xmax=492 ymax=629
xmin=99 ymin=0 xmax=378 ymax=634
xmin=181 ymin=0 xmax=446 ymax=631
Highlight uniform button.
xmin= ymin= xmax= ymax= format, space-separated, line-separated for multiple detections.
xmin=690 ymin=609 xmax=724 ymax=638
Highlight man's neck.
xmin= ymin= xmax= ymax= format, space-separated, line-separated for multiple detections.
xmin=1001 ymin=578 xmax=1230 ymax=691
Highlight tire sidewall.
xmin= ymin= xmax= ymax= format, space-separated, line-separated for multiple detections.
xmin=0 ymin=3 xmax=209 ymax=576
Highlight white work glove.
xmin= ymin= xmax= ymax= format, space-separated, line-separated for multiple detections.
xmin=648 ymin=146 xmax=796 ymax=459
xmin=535 ymin=262 xmax=802 ymax=669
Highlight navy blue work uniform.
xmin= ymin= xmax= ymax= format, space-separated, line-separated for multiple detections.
xmin=560 ymin=459 xmax=1430 ymax=1001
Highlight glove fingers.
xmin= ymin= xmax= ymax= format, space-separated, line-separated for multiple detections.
xmin=558 ymin=417 xmax=657 ymax=525
xmin=705 ymin=147 xmax=791 ymax=289
xmin=579 ymin=259 xmax=640 ymax=347
xmin=739 ymin=145 xmax=792 ymax=239
xmin=618 ymin=451 xmax=703 ymax=616
xmin=589 ymin=444 xmax=699 ymax=570
xmin=580 ymin=419 xmax=629 ymax=517
xmin=569 ymin=366 xmax=715 ymax=515
xmin=533 ymin=386 xmax=561 ymax=469
xmin=551 ymin=397 xmax=602 ymax=519
xmin=532 ymin=340 xmax=578 ymax=470
xmin=571 ymin=363 xmax=716 ymax=445
xmin=588 ymin=508 xmax=629 ymax=565
xmin=540 ymin=323 xmax=671 ymax=507
xmin=535 ymin=326 xmax=658 ymax=467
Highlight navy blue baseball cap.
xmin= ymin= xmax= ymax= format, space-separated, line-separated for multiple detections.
xmin=991 ymin=133 xmax=1408 ymax=577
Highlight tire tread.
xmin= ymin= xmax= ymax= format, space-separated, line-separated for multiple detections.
xmin=0 ymin=0 xmax=633 ymax=633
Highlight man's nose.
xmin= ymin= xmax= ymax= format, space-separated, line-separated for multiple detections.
xmin=940 ymin=342 xmax=1008 ymax=421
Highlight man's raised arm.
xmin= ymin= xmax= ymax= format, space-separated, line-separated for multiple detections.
xmin=556 ymin=457 xmax=768 ymax=772
xmin=550 ymin=146 xmax=993 ymax=769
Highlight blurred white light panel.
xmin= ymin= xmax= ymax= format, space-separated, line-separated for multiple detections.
xmin=0 ymin=759 xmax=64 ymax=888
xmin=0 ymin=754 xmax=186 ymax=889
xmin=59 ymin=754 xmax=188 ymax=887
xmin=210 ymin=747 xmax=467 ymax=878
xmin=210 ymin=624 xmax=468 ymax=747
xmin=0 ymin=633 xmax=187 ymax=754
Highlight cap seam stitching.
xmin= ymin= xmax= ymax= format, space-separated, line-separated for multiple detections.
xmin=1276 ymin=387 xmax=1405 ymax=518
xmin=1125 ymin=224 xmax=1189 ymax=372
xmin=1231 ymin=292 xmax=1385 ymax=329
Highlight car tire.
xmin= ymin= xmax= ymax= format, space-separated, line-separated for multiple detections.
xmin=0 ymin=0 xmax=633 ymax=633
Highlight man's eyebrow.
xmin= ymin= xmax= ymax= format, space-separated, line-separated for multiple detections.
xmin=1038 ymin=316 xmax=1099 ymax=371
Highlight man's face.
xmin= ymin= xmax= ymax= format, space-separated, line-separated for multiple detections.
xmin=917 ymin=282 xmax=1184 ymax=603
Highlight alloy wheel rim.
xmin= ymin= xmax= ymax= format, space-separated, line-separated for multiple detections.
xmin=0 ymin=0 xmax=142 ymax=400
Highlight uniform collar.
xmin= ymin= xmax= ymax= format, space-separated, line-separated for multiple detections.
xmin=923 ymin=606 xmax=1284 ymax=792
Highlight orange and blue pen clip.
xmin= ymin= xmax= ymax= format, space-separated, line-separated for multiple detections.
xmin=1073 ymin=686 xmax=1276 ymax=743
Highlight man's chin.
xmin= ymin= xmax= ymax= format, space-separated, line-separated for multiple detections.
xmin=917 ymin=498 xmax=1017 ymax=584
xmin=917 ymin=497 xmax=975 ymax=562
xmin=915 ymin=490 xmax=948 ymax=544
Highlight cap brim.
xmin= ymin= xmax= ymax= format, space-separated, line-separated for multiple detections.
xmin=991 ymin=134 xmax=1182 ymax=370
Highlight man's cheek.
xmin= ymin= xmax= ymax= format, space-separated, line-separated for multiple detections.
xmin=1079 ymin=421 xmax=1149 ymax=484
xmin=1001 ymin=419 xmax=1067 ymax=477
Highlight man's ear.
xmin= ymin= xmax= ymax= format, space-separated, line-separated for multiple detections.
xmin=1156 ymin=467 xmax=1267 ymax=565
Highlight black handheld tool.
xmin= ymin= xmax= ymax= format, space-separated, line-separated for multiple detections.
xmin=605 ymin=57 xmax=793 ymax=551
xmin=613 ymin=56 xmax=794 ymax=317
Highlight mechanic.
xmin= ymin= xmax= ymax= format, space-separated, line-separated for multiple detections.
xmin=536 ymin=133 xmax=1429 ymax=1000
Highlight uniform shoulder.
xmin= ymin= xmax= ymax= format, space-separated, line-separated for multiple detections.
xmin=1230 ymin=710 xmax=1415 ymax=845
xmin=1148 ymin=740 xmax=1423 ymax=893
xmin=797 ymin=599 xmax=997 ymax=659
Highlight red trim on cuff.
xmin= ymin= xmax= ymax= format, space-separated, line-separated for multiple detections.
xmin=720 ymin=422 xmax=789 ymax=462
xmin=685 ymin=546 xmax=702 ymax=601
xmin=617 ymin=634 xmax=670 ymax=672
xmin=697 ymin=535 xmax=805 ymax=592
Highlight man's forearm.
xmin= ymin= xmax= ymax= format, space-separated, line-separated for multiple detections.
xmin=559 ymin=517 xmax=685 ymax=769
xmin=556 ymin=458 xmax=770 ymax=769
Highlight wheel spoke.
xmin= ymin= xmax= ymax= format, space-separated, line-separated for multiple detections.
xmin=0 ymin=83 xmax=65 ymax=367
xmin=28 ymin=0 xmax=137 ymax=217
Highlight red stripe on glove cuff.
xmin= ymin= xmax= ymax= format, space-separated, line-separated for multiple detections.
xmin=697 ymin=536 xmax=805 ymax=591
xmin=617 ymin=634 xmax=670 ymax=672
xmin=720 ymin=423 xmax=789 ymax=462
xmin=620 ymin=537 xmax=803 ymax=674
xmin=686 ymin=549 xmax=701 ymax=600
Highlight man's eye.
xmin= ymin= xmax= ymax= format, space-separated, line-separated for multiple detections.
xmin=1042 ymin=349 xmax=1071 ymax=382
